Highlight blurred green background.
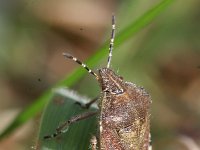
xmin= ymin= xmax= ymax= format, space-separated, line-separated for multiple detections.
xmin=0 ymin=0 xmax=200 ymax=149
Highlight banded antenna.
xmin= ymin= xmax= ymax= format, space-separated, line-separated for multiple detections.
xmin=107 ymin=14 xmax=116 ymax=68
xmin=63 ymin=53 xmax=99 ymax=79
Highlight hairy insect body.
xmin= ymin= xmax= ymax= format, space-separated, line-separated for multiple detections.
xmin=99 ymin=68 xmax=151 ymax=150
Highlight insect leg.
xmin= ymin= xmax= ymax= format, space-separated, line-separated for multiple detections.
xmin=148 ymin=134 xmax=152 ymax=150
xmin=75 ymin=97 xmax=98 ymax=109
xmin=43 ymin=111 xmax=98 ymax=139
xmin=90 ymin=135 xmax=98 ymax=150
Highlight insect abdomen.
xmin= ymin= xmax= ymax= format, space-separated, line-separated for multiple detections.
xmin=99 ymin=84 xmax=151 ymax=150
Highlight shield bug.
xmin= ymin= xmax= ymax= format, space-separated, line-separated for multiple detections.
xmin=44 ymin=15 xmax=152 ymax=150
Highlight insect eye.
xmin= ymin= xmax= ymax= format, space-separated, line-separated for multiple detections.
xmin=119 ymin=76 xmax=123 ymax=80
xmin=111 ymin=88 xmax=124 ymax=95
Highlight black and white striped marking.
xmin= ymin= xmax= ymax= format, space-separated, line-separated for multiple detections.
xmin=63 ymin=53 xmax=98 ymax=79
xmin=107 ymin=15 xmax=115 ymax=68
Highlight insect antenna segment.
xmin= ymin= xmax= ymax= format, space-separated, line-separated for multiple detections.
xmin=62 ymin=53 xmax=99 ymax=79
xmin=107 ymin=14 xmax=116 ymax=68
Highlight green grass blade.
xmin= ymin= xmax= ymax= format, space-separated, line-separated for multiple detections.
xmin=0 ymin=0 xmax=174 ymax=140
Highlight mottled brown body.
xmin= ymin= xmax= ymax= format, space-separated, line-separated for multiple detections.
xmin=98 ymin=68 xmax=151 ymax=150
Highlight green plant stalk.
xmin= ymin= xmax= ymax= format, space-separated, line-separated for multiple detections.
xmin=0 ymin=0 xmax=174 ymax=140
